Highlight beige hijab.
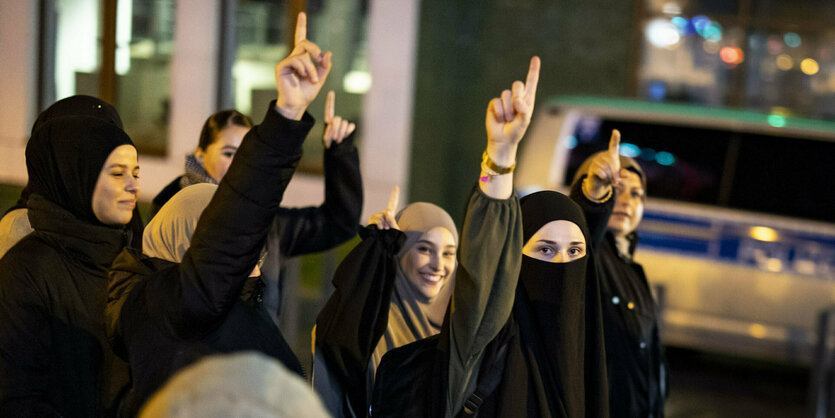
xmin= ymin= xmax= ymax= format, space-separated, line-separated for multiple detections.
xmin=368 ymin=202 xmax=459 ymax=381
xmin=143 ymin=183 xmax=217 ymax=262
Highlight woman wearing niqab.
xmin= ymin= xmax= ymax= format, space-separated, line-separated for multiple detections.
xmin=370 ymin=57 xmax=608 ymax=418
xmin=0 ymin=115 xmax=137 ymax=417
xmin=313 ymin=200 xmax=459 ymax=417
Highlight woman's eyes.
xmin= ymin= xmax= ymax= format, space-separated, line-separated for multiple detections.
xmin=568 ymin=247 xmax=585 ymax=256
xmin=443 ymin=251 xmax=456 ymax=258
xmin=536 ymin=246 xmax=555 ymax=256
xmin=222 ymin=152 xmax=235 ymax=158
xmin=417 ymin=246 xmax=431 ymax=254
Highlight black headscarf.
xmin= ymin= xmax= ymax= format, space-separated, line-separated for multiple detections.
xmin=488 ymin=191 xmax=608 ymax=417
xmin=6 ymin=95 xmax=124 ymax=214
xmin=26 ymin=115 xmax=135 ymax=226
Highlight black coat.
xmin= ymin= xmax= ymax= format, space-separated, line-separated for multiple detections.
xmin=0 ymin=195 xmax=132 ymax=417
xmin=151 ymin=135 xmax=362 ymax=325
xmin=106 ymin=104 xmax=313 ymax=416
xmin=571 ymin=178 xmax=668 ymax=418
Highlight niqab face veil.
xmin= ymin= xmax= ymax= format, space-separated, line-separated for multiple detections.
xmin=496 ymin=190 xmax=607 ymax=418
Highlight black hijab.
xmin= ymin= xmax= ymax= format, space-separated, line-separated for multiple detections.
xmin=487 ymin=191 xmax=608 ymax=418
xmin=26 ymin=115 xmax=134 ymax=226
xmin=7 ymin=95 xmax=124 ymax=214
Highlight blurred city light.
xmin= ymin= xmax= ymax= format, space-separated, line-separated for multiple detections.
xmin=656 ymin=151 xmax=675 ymax=166
xmin=646 ymin=18 xmax=681 ymax=48
xmin=720 ymin=46 xmax=744 ymax=64
xmin=703 ymin=22 xmax=722 ymax=42
xmin=783 ymin=32 xmax=802 ymax=48
xmin=620 ymin=143 xmax=641 ymax=158
xmin=640 ymin=147 xmax=656 ymax=161
xmin=749 ymin=226 xmax=779 ymax=242
xmin=692 ymin=15 xmax=711 ymax=36
xmin=702 ymin=41 xmax=720 ymax=54
xmin=343 ymin=70 xmax=372 ymax=94
xmin=564 ymin=135 xmax=578 ymax=149
xmin=800 ymin=58 xmax=819 ymax=75
xmin=767 ymin=114 xmax=787 ymax=127
xmin=662 ymin=2 xmax=682 ymax=15
xmin=775 ymin=54 xmax=794 ymax=70
xmin=748 ymin=324 xmax=767 ymax=339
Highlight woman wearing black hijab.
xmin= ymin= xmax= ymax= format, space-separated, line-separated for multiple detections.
xmin=0 ymin=115 xmax=139 ymax=417
xmin=0 ymin=94 xmax=143 ymax=259
xmin=371 ymin=56 xmax=608 ymax=418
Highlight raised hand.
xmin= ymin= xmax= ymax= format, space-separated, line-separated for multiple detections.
xmin=274 ymin=12 xmax=333 ymax=120
xmin=484 ymin=56 xmax=540 ymax=167
xmin=323 ymin=90 xmax=356 ymax=149
xmin=367 ymin=186 xmax=400 ymax=230
xmin=583 ymin=129 xmax=621 ymax=200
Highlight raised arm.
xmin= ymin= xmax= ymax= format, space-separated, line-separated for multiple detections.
xmin=312 ymin=186 xmax=403 ymax=417
xmin=570 ymin=129 xmax=620 ymax=247
xmin=162 ymin=12 xmax=331 ymax=336
xmin=276 ymin=90 xmax=363 ymax=256
xmin=447 ymin=57 xmax=539 ymax=415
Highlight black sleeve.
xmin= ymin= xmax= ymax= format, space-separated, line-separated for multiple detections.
xmin=569 ymin=175 xmax=615 ymax=249
xmin=276 ymin=132 xmax=363 ymax=257
xmin=313 ymin=225 xmax=405 ymax=416
xmin=165 ymin=103 xmax=314 ymax=338
xmin=0 ymin=262 xmax=62 ymax=417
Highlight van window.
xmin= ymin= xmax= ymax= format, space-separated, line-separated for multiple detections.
xmin=564 ymin=116 xmax=835 ymax=223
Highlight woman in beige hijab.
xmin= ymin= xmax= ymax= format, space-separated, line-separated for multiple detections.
xmin=313 ymin=187 xmax=458 ymax=417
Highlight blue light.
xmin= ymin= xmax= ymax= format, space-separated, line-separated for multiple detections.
xmin=703 ymin=22 xmax=722 ymax=42
xmin=671 ymin=16 xmax=688 ymax=31
xmin=692 ymin=15 xmax=711 ymax=36
xmin=620 ymin=143 xmax=641 ymax=158
xmin=656 ymin=151 xmax=675 ymax=166
xmin=783 ymin=32 xmax=801 ymax=48
xmin=641 ymin=148 xmax=657 ymax=161
xmin=564 ymin=135 xmax=578 ymax=149
xmin=648 ymin=81 xmax=666 ymax=101
xmin=768 ymin=115 xmax=786 ymax=127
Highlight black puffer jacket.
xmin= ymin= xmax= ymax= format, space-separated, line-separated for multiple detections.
xmin=106 ymin=104 xmax=313 ymax=416
xmin=0 ymin=195 xmax=132 ymax=417
xmin=151 ymin=134 xmax=362 ymax=326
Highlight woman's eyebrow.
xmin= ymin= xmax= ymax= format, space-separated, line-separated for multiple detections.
xmin=220 ymin=145 xmax=238 ymax=151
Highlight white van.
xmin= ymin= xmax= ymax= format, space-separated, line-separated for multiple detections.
xmin=516 ymin=95 xmax=835 ymax=365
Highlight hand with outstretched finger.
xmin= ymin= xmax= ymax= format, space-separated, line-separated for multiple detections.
xmin=367 ymin=186 xmax=400 ymax=230
xmin=274 ymin=12 xmax=333 ymax=120
xmin=323 ymin=91 xmax=356 ymax=149
xmin=583 ymin=129 xmax=622 ymax=200
xmin=484 ymin=56 xmax=540 ymax=168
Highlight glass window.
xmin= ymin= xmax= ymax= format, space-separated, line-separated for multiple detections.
xmin=225 ymin=0 xmax=369 ymax=174
xmin=564 ymin=116 xmax=730 ymax=205
xmin=48 ymin=0 xmax=103 ymax=102
xmin=116 ymin=0 xmax=176 ymax=155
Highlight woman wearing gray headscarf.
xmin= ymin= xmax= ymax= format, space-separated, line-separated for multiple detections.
xmin=312 ymin=187 xmax=459 ymax=417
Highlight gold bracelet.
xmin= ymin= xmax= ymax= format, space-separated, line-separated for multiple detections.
xmin=582 ymin=177 xmax=613 ymax=204
xmin=482 ymin=151 xmax=515 ymax=175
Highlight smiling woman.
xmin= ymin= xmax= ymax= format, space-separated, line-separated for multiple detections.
xmin=0 ymin=115 xmax=140 ymax=416
xmin=93 ymin=144 xmax=140 ymax=225
xmin=312 ymin=196 xmax=459 ymax=417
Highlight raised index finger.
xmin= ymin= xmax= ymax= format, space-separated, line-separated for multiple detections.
xmin=325 ymin=91 xmax=335 ymax=124
xmin=294 ymin=12 xmax=307 ymax=46
xmin=524 ymin=56 xmax=541 ymax=104
xmin=609 ymin=129 xmax=621 ymax=157
xmin=387 ymin=186 xmax=400 ymax=214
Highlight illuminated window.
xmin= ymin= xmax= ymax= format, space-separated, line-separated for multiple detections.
xmin=219 ymin=0 xmax=369 ymax=174
xmin=637 ymin=0 xmax=835 ymax=120
xmin=40 ymin=0 xmax=175 ymax=155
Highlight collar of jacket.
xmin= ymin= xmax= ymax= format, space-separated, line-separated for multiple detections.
xmin=27 ymin=193 xmax=128 ymax=269
xmin=606 ymin=230 xmax=639 ymax=261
